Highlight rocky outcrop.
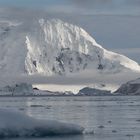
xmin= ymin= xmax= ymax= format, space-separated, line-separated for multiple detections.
xmin=114 ymin=78 xmax=140 ymax=95
xmin=78 ymin=87 xmax=111 ymax=96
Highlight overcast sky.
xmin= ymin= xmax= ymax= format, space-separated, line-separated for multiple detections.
xmin=0 ymin=0 xmax=140 ymax=63
xmin=0 ymin=0 xmax=140 ymax=15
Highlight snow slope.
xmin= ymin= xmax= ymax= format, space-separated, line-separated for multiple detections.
xmin=0 ymin=19 xmax=140 ymax=77
xmin=0 ymin=109 xmax=84 ymax=138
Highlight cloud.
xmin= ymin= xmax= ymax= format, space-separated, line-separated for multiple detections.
xmin=70 ymin=0 xmax=113 ymax=7
xmin=1 ymin=0 xmax=140 ymax=16
xmin=69 ymin=0 xmax=140 ymax=7
xmin=124 ymin=0 xmax=140 ymax=5
xmin=0 ymin=69 xmax=139 ymax=89
xmin=65 ymin=0 xmax=140 ymax=15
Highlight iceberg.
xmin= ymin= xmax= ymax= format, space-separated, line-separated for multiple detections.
xmin=0 ymin=83 xmax=34 ymax=96
xmin=0 ymin=109 xmax=84 ymax=138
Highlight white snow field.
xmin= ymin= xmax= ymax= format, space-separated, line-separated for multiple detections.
xmin=0 ymin=109 xmax=84 ymax=138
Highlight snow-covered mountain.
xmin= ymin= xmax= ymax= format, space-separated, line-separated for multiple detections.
xmin=114 ymin=78 xmax=140 ymax=95
xmin=0 ymin=18 xmax=140 ymax=76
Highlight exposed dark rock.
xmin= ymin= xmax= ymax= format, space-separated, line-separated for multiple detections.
xmin=114 ymin=78 xmax=140 ymax=95
xmin=78 ymin=87 xmax=111 ymax=96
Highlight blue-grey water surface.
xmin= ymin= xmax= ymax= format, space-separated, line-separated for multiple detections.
xmin=0 ymin=96 xmax=140 ymax=140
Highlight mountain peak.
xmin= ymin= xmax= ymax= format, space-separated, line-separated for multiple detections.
xmin=25 ymin=18 xmax=140 ymax=75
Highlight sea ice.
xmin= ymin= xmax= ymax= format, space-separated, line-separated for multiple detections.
xmin=0 ymin=109 xmax=84 ymax=138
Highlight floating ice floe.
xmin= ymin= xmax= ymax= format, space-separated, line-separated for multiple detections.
xmin=0 ymin=109 xmax=84 ymax=138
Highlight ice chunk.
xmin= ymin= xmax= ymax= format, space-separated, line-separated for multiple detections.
xmin=0 ymin=83 xmax=34 ymax=96
xmin=0 ymin=109 xmax=84 ymax=138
